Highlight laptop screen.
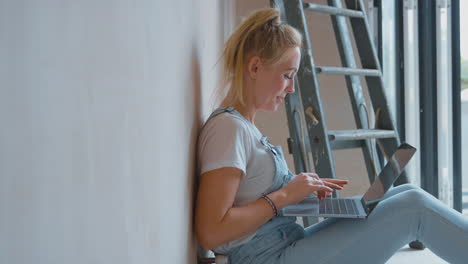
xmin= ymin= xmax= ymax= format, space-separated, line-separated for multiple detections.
xmin=362 ymin=143 xmax=417 ymax=205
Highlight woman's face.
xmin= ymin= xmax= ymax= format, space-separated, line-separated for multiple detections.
xmin=251 ymin=47 xmax=301 ymax=112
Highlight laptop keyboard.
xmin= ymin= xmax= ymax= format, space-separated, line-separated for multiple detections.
xmin=319 ymin=198 xmax=360 ymax=215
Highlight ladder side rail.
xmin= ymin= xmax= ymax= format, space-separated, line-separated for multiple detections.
xmin=345 ymin=0 xmax=408 ymax=185
xmin=270 ymin=0 xmax=322 ymax=227
xmin=284 ymin=89 xmax=308 ymax=173
xmin=272 ymin=0 xmax=308 ymax=175
xmin=280 ymin=0 xmax=337 ymax=182
xmin=328 ymin=0 xmax=381 ymax=183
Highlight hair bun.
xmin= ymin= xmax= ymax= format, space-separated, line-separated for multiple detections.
xmin=263 ymin=15 xmax=281 ymax=32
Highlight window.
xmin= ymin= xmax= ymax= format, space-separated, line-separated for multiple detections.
xmin=373 ymin=0 xmax=464 ymax=211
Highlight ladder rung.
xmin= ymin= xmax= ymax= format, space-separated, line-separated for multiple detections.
xmin=303 ymin=3 xmax=364 ymax=18
xmin=328 ymin=129 xmax=396 ymax=141
xmin=330 ymin=140 xmax=363 ymax=150
xmin=316 ymin=66 xmax=381 ymax=76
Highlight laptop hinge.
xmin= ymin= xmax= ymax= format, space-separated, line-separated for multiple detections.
xmin=360 ymin=198 xmax=369 ymax=215
xmin=362 ymin=198 xmax=380 ymax=214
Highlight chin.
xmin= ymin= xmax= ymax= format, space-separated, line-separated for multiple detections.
xmin=259 ymin=102 xmax=281 ymax=112
xmin=268 ymin=104 xmax=280 ymax=112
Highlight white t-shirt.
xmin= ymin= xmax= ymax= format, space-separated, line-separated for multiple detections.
xmin=197 ymin=111 xmax=276 ymax=254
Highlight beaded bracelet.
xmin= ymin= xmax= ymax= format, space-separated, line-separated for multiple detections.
xmin=261 ymin=193 xmax=278 ymax=217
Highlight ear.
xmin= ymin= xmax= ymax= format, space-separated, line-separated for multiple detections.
xmin=247 ymin=56 xmax=262 ymax=79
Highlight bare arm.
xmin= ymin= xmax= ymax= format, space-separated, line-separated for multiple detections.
xmin=194 ymin=167 xmax=285 ymax=249
xmin=194 ymin=168 xmax=344 ymax=250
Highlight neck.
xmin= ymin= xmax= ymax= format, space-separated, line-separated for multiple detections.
xmin=232 ymin=102 xmax=256 ymax=125
xmin=220 ymin=98 xmax=257 ymax=125
xmin=220 ymin=81 xmax=257 ymax=124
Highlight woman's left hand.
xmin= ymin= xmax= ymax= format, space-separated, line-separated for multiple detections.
xmin=303 ymin=173 xmax=349 ymax=200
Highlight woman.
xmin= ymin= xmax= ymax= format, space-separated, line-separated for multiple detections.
xmin=195 ymin=8 xmax=468 ymax=264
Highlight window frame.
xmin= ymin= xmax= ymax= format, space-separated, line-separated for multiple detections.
xmin=376 ymin=0 xmax=462 ymax=210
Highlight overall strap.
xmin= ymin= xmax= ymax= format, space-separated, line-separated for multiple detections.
xmin=200 ymin=106 xmax=237 ymax=131
xmin=207 ymin=106 xmax=236 ymax=121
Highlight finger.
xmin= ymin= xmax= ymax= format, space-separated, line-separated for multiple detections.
xmin=322 ymin=180 xmax=349 ymax=187
xmin=323 ymin=179 xmax=349 ymax=184
xmin=322 ymin=181 xmax=345 ymax=190
xmin=317 ymin=191 xmax=325 ymax=199
xmin=326 ymin=182 xmax=343 ymax=189
xmin=306 ymin=173 xmax=320 ymax=180
xmin=309 ymin=178 xmax=325 ymax=187
xmin=319 ymin=193 xmax=325 ymax=200
xmin=321 ymin=191 xmax=332 ymax=199
xmin=323 ymin=181 xmax=344 ymax=190
xmin=316 ymin=185 xmax=333 ymax=193
xmin=314 ymin=191 xmax=321 ymax=200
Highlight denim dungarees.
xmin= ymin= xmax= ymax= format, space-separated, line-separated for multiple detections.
xmin=204 ymin=107 xmax=306 ymax=264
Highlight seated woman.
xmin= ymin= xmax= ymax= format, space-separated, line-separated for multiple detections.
xmin=195 ymin=8 xmax=468 ymax=264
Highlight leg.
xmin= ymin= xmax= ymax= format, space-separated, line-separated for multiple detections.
xmin=381 ymin=183 xmax=426 ymax=249
xmin=278 ymin=187 xmax=468 ymax=264
xmin=382 ymin=183 xmax=420 ymax=199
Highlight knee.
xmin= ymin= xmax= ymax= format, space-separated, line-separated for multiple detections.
xmin=386 ymin=183 xmax=421 ymax=198
xmin=400 ymin=189 xmax=433 ymax=209
xmin=396 ymin=183 xmax=420 ymax=192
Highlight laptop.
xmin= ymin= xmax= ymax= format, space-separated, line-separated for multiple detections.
xmin=278 ymin=143 xmax=417 ymax=219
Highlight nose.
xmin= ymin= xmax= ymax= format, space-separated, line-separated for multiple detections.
xmin=286 ymin=79 xmax=295 ymax=94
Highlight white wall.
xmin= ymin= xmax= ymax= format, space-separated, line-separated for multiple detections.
xmin=0 ymin=0 xmax=227 ymax=263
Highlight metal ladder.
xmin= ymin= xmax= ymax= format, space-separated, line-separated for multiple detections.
xmin=270 ymin=0 xmax=410 ymax=223
xmin=271 ymin=0 xmax=427 ymax=250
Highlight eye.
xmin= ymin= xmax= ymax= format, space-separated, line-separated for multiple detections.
xmin=284 ymin=74 xmax=292 ymax=80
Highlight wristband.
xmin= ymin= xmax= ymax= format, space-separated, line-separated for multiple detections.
xmin=261 ymin=193 xmax=278 ymax=217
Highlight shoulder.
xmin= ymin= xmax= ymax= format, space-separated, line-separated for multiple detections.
xmin=201 ymin=112 xmax=251 ymax=136
xmin=198 ymin=112 xmax=257 ymax=153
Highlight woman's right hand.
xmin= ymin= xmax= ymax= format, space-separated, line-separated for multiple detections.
xmin=279 ymin=173 xmax=348 ymax=206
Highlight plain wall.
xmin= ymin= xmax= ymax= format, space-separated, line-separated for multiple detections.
xmin=0 ymin=0 xmax=229 ymax=263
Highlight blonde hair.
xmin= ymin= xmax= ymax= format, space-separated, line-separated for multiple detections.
xmin=218 ymin=8 xmax=303 ymax=108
